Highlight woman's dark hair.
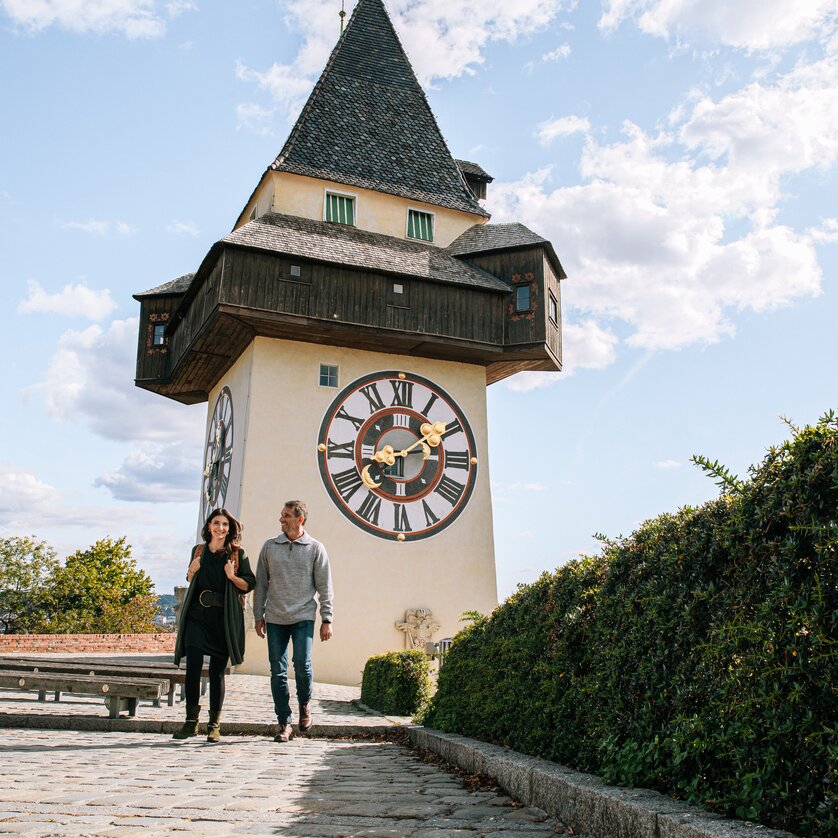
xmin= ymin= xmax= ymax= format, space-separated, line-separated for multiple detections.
xmin=201 ymin=508 xmax=242 ymax=556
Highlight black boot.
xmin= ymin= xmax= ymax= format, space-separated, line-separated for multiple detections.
xmin=172 ymin=704 xmax=200 ymax=739
xmin=206 ymin=709 xmax=222 ymax=743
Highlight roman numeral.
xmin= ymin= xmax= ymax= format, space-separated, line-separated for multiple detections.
xmin=394 ymin=504 xmax=412 ymax=532
xmin=421 ymin=392 xmax=439 ymax=416
xmin=356 ymin=492 xmax=382 ymax=525
xmin=390 ymin=380 xmax=414 ymax=408
xmin=360 ymin=383 xmax=385 ymax=413
xmin=333 ymin=467 xmax=364 ymax=502
xmin=219 ymin=474 xmax=229 ymax=498
xmin=441 ymin=418 xmax=463 ymax=440
xmin=361 ymin=443 xmax=375 ymax=460
xmin=222 ymin=448 xmax=233 ymax=464
xmin=392 ymin=413 xmax=411 ymax=428
xmin=336 ymin=406 xmax=365 ymax=431
xmin=445 ymin=450 xmax=470 ymax=470
xmin=435 ymin=474 xmax=465 ymax=506
xmin=422 ymin=500 xmax=440 ymax=527
xmin=326 ymin=439 xmax=354 ymax=459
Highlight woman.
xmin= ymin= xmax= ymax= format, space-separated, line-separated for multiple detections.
xmin=173 ymin=508 xmax=256 ymax=742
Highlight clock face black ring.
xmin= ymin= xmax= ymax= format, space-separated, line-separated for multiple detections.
xmin=202 ymin=386 xmax=234 ymax=519
xmin=317 ymin=371 xmax=478 ymax=541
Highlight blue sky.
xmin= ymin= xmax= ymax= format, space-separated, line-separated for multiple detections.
xmin=1 ymin=0 xmax=836 ymax=598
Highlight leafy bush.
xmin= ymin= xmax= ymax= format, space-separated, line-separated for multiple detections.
xmin=421 ymin=412 xmax=837 ymax=837
xmin=361 ymin=649 xmax=433 ymax=716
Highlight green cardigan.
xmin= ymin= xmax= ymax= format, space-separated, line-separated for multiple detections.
xmin=174 ymin=546 xmax=256 ymax=667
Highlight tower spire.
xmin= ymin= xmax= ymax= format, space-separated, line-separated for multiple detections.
xmin=339 ymin=0 xmax=346 ymax=34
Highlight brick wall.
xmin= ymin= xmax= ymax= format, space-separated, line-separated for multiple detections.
xmin=0 ymin=634 xmax=176 ymax=654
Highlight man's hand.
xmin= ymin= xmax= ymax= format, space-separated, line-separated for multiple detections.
xmin=320 ymin=622 xmax=332 ymax=642
xmin=255 ymin=619 xmax=266 ymax=638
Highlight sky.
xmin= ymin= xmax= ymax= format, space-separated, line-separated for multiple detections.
xmin=1 ymin=0 xmax=836 ymax=600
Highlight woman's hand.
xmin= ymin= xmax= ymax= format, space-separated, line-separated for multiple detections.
xmin=224 ymin=559 xmax=236 ymax=580
xmin=186 ymin=556 xmax=201 ymax=581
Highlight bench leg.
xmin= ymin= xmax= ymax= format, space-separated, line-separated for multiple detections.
xmin=168 ymin=685 xmax=175 ymax=707
xmin=54 ymin=691 xmax=61 ymax=702
xmin=200 ymin=676 xmax=208 ymax=697
xmin=105 ymin=696 xmax=138 ymax=719
xmin=38 ymin=690 xmax=46 ymax=702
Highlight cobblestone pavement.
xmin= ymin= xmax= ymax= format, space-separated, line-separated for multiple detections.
xmin=0 ymin=729 xmax=575 ymax=836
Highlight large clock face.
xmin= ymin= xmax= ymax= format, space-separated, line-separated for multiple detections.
xmin=317 ymin=371 xmax=478 ymax=541
xmin=202 ymin=386 xmax=234 ymax=519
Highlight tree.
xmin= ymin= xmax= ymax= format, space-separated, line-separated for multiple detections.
xmin=38 ymin=537 xmax=158 ymax=634
xmin=0 ymin=536 xmax=59 ymax=634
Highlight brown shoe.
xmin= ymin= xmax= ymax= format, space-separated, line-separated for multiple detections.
xmin=299 ymin=703 xmax=312 ymax=732
xmin=273 ymin=723 xmax=293 ymax=742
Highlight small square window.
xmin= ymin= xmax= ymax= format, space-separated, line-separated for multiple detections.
xmin=548 ymin=292 xmax=558 ymax=324
xmin=393 ymin=283 xmax=403 ymax=294
xmin=325 ymin=192 xmax=355 ymax=225
xmin=290 ymin=265 xmax=301 ymax=277
xmin=152 ymin=323 xmax=166 ymax=346
xmin=319 ymin=364 xmax=339 ymax=388
xmin=515 ymin=284 xmax=531 ymax=312
xmin=406 ymin=209 xmax=434 ymax=242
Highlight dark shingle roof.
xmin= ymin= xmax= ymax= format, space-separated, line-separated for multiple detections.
xmin=447 ymin=223 xmax=567 ymax=280
xmin=224 ymin=213 xmax=508 ymax=292
xmin=455 ymin=159 xmax=493 ymax=182
xmin=269 ymin=0 xmax=488 ymax=218
xmin=447 ymin=223 xmax=547 ymax=255
xmin=134 ymin=273 xmax=194 ymax=298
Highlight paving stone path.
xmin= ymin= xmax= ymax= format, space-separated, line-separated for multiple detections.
xmin=0 ymin=729 xmax=574 ymax=836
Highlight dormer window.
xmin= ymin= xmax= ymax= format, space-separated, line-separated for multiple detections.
xmin=406 ymin=209 xmax=434 ymax=242
xmin=152 ymin=323 xmax=166 ymax=346
xmin=325 ymin=191 xmax=355 ymax=226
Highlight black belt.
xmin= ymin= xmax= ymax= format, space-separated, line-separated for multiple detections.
xmin=198 ymin=590 xmax=224 ymax=608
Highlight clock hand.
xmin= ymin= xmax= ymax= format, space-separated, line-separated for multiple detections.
xmin=372 ymin=421 xmax=447 ymax=465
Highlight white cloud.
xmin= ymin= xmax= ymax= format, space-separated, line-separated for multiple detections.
xmin=17 ymin=280 xmax=119 ymax=321
xmin=492 ymin=51 xmax=834 ymax=354
xmin=599 ymin=0 xmax=838 ymax=51
xmin=234 ymin=101 xmax=277 ymax=136
xmin=655 ymin=459 xmax=681 ymax=469
xmin=0 ymin=462 xmax=149 ymax=532
xmin=95 ymin=442 xmax=200 ymax=502
xmin=237 ymin=0 xmax=572 ymax=120
xmin=809 ymin=217 xmax=838 ymax=243
xmin=167 ymin=219 xmax=200 ymax=237
xmin=165 ymin=0 xmax=195 ymax=16
xmin=62 ymin=219 xmax=137 ymax=236
xmin=29 ymin=317 xmax=204 ymax=445
xmin=536 ymin=115 xmax=590 ymax=145
xmin=0 ymin=0 xmax=167 ymax=38
xmin=542 ymin=42 xmax=571 ymax=61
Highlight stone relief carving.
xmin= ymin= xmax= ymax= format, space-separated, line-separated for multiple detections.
xmin=396 ymin=608 xmax=440 ymax=650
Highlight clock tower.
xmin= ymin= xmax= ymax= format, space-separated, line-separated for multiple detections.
xmin=134 ymin=0 xmax=564 ymax=685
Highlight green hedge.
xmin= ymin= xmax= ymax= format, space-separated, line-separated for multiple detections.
xmin=421 ymin=412 xmax=837 ymax=837
xmin=361 ymin=649 xmax=432 ymax=716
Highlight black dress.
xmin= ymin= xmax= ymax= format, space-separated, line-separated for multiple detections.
xmin=184 ymin=549 xmax=230 ymax=660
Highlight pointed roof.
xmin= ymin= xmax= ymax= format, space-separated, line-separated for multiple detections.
xmin=269 ymin=0 xmax=488 ymax=218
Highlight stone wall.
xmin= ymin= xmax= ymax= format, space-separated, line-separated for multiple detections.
xmin=0 ymin=634 xmax=176 ymax=654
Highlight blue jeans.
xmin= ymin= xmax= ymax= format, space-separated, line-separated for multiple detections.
xmin=266 ymin=620 xmax=314 ymax=724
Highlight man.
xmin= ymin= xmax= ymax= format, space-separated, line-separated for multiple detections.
xmin=254 ymin=500 xmax=333 ymax=742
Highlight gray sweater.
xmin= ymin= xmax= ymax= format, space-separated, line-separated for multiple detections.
xmin=253 ymin=531 xmax=333 ymax=625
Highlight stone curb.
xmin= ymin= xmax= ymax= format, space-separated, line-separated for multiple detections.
xmin=406 ymin=728 xmax=799 ymax=838
xmin=0 ymin=712 xmax=402 ymax=740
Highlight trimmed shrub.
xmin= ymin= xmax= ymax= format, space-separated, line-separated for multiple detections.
xmin=361 ymin=649 xmax=433 ymax=716
xmin=420 ymin=412 xmax=837 ymax=837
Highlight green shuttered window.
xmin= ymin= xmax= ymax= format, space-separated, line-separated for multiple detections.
xmin=407 ymin=209 xmax=434 ymax=242
xmin=325 ymin=192 xmax=355 ymax=225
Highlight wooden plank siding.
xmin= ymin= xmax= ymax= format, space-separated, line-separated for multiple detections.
xmin=137 ymin=244 xmax=561 ymax=403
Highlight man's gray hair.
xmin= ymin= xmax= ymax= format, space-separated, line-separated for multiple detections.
xmin=284 ymin=500 xmax=307 ymax=523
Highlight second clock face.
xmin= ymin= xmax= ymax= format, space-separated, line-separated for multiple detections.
xmin=202 ymin=386 xmax=234 ymax=520
xmin=317 ymin=371 xmax=478 ymax=541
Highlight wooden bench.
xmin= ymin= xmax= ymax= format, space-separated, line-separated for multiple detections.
xmin=0 ymin=657 xmax=221 ymax=706
xmin=0 ymin=670 xmax=170 ymax=719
